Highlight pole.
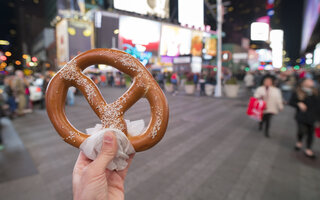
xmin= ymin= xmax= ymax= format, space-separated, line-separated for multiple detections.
xmin=215 ymin=0 xmax=222 ymax=97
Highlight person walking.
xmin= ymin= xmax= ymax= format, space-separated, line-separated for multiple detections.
xmin=157 ymin=72 xmax=164 ymax=89
xmin=254 ymin=75 xmax=284 ymax=138
xmin=41 ymin=74 xmax=51 ymax=109
xmin=100 ymin=73 xmax=107 ymax=87
xmin=171 ymin=72 xmax=178 ymax=95
xmin=67 ymin=87 xmax=76 ymax=106
xmin=290 ymin=78 xmax=319 ymax=159
xmin=4 ymin=76 xmax=16 ymax=118
xmin=199 ymin=74 xmax=206 ymax=96
xmin=244 ymin=72 xmax=255 ymax=95
xmin=13 ymin=70 xmax=27 ymax=116
xmin=0 ymin=83 xmax=8 ymax=151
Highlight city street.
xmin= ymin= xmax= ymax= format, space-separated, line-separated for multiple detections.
xmin=0 ymin=87 xmax=319 ymax=200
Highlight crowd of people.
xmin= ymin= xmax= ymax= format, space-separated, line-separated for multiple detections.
xmin=245 ymin=70 xmax=320 ymax=159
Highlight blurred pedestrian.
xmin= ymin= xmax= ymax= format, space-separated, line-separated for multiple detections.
xmin=171 ymin=72 xmax=178 ymax=95
xmin=199 ymin=74 xmax=206 ymax=96
xmin=24 ymin=79 xmax=31 ymax=111
xmin=157 ymin=72 xmax=164 ymax=89
xmin=67 ymin=87 xmax=76 ymax=106
xmin=109 ymin=73 xmax=114 ymax=87
xmin=100 ymin=73 xmax=107 ymax=87
xmin=193 ymin=73 xmax=199 ymax=86
xmin=41 ymin=75 xmax=51 ymax=109
xmin=0 ymin=84 xmax=8 ymax=151
xmin=254 ymin=71 xmax=263 ymax=88
xmin=4 ymin=76 xmax=16 ymax=118
xmin=290 ymin=78 xmax=319 ymax=159
xmin=244 ymin=71 xmax=254 ymax=95
xmin=254 ymin=75 xmax=284 ymax=137
xmin=13 ymin=70 xmax=27 ymax=116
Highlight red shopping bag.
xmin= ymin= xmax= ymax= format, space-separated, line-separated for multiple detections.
xmin=247 ymin=97 xmax=266 ymax=121
xmin=315 ymin=127 xmax=320 ymax=138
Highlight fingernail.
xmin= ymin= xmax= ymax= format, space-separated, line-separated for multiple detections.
xmin=104 ymin=132 xmax=113 ymax=144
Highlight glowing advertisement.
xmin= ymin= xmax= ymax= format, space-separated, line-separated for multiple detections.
xmin=256 ymin=49 xmax=272 ymax=62
xmin=56 ymin=19 xmax=94 ymax=67
xmin=250 ymin=22 xmax=269 ymax=41
xmin=114 ymin=0 xmax=169 ymax=18
xmin=270 ymin=29 xmax=283 ymax=68
xmin=191 ymin=31 xmax=203 ymax=56
xmin=160 ymin=24 xmax=192 ymax=56
xmin=56 ymin=19 xmax=69 ymax=67
xmin=314 ymin=43 xmax=320 ymax=65
xmin=301 ymin=0 xmax=320 ymax=52
xmin=68 ymin=20 xmax=94 ymax=60
xmin=119 ymin=16 xmax=161 ymax=54
xmin=178 ymin=0 xmax=204 ymax=28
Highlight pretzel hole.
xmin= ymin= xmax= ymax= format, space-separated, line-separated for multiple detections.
xmin=124 ymin=97 xmax=151 ymax=126
xmin=64 ymin=87 xmax=101 ymax=133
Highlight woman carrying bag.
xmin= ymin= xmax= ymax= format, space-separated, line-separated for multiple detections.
xmin=254 ymin=75 xmax=284 ymax=138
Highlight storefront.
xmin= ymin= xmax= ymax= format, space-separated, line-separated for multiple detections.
xmin=56 ymin=18 xmax=94 ymax=67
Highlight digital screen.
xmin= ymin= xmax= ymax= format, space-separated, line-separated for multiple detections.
xmin=114 ymin=0 xmax=169 ymax=18
xmin=256 ymin=49 xmax=272 ymax=62
xmin=191 ymin=31 xmax=203 ymax=56
xmin=56 ymin=19 xmax=69 ymax=67
xmin=301 ymin=0 xmax=320 ymax=52
xmin=119 ymin=16 xmax=161 ymax=54
xmin=178 ymin=0 xmax=204 ymax=28
xmin=95 ymin=12 xmax=119 ymax=49
xmin=160 ymin=24 xmax=192 ymax=56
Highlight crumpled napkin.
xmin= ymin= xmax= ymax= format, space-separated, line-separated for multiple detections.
xmin=79 ymin=120 xmax=145 ymax=171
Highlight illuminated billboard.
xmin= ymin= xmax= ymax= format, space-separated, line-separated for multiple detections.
xmin=256 ymin=49 xmax=272 ymax=62
xmin=95 ymin=12 xmax=119 ymax=49
xmin=178 ymin=0 xmax=204 ymax=28
xmin=119 ymin=16 xmax=161 ymax=54
xmin=301 ymin=0 xmax=320 ymax=52
xmin=56 ymin=19 xmax=94 ymax=67
xmin=160 ymin=24 xmax=192 ymax=56
xmin=114 ymin=0 xmax=169 ymax=18
xmin=314 ymin=43 xmax=320 ymax=65
xmin=270 ymin=29 xmax=283 ymax=68
xmin=204 ymin=35 xmax=217 ymax=57
xmin=56 ymin=19 xmax=69 ymax=67
xmin=250 ymin=22 xmax=269 ymax=41
xmin=191 ymin=31 xmax=203 ymax=56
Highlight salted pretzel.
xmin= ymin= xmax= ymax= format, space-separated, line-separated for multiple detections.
xmin=46 ymin=49 xmax=169 ymax=152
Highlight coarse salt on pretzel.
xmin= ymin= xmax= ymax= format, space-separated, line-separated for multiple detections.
xmin=46 ymin=49 xmax=169 ymax=152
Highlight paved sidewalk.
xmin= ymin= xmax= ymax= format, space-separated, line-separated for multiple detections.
xmin=0 ymin=87 xmax=319 ymax=200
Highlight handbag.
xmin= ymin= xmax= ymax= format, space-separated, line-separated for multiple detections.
xmin=315 ymin=123 xmax=320 ymax=138
xmin=247 ymin=97 xmax=266 ymax=121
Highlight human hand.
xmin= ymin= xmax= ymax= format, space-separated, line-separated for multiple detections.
xmin=73 ymin=131 xmax=134 ymax=200
xmin=297 ymin=102 xmax=307 ymax=112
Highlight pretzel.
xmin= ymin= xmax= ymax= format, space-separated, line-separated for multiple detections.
xmin=46 ymin=49 xmax=169 ymax=152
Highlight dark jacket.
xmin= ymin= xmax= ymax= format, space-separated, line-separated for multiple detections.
xmin=289 ymin=91 xmax=320 ymax=125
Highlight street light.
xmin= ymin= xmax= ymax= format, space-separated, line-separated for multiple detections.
xmin=5 ymin=51 xmax=12 ymax=57
xmin=32 ymin=56 xmax=38 ymax=62
xmin=0 ymin=40 xmax=10 ymax=45
xmin=0 ymin=56 xmax=7 ymax=61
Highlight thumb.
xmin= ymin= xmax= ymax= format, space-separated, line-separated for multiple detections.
xmin=90 ymin=131 xmax=118 ymax=173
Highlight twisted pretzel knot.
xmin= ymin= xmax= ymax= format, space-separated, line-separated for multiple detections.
xmin=46 ymin=49 xmax=169 ymax=152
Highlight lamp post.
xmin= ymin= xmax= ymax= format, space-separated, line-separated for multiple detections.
xmin=214 ymin=0 xmax=223 ymax=97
